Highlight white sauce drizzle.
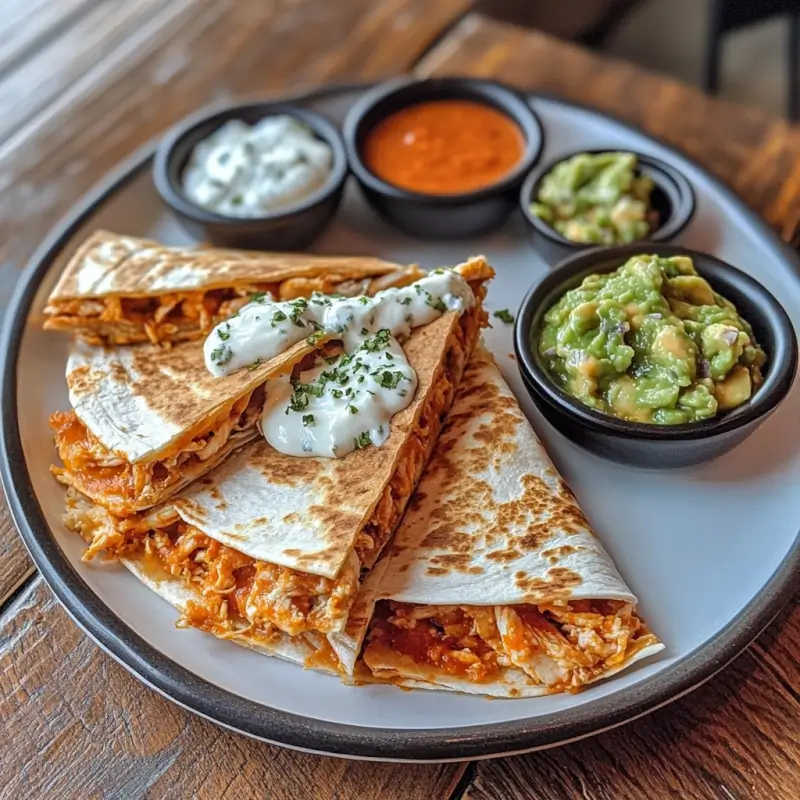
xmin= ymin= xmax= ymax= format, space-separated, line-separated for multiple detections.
xmin=203 ymin=270 xmax=474 ymax=458
xmin=181 ymin=116 xmax=333 ymax=218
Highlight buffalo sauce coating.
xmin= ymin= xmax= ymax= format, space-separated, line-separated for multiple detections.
xmin=362 ymin=100 xmax=525 ymax=195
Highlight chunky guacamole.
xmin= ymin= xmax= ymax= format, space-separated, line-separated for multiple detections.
xmin=531 ymin=152 xmax=656 ymax=245
xmin=538 ymin=255 xmax=766 ymax=424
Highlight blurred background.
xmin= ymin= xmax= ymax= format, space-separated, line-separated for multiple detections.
xmin=480 ymin=0 xmax=799 ymax=119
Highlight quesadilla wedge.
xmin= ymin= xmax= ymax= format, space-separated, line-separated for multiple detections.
xmin=62 ymin=270 xmax=492 ymax=674
xmin=43 ymin=230 xmax=423 ymax=346
xmin=360 ymin=345 xmax=663 ymax=697
xmin=51 ymin=257 xmax=493 ymax=516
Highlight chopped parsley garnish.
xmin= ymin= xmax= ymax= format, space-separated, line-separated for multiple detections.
xmin=378 ymin=370 xmax=405 ymax=389
xmin=210 ymin=345 xmax=233 ymax=365
xmin=231 ymin=195 xmax=243 ymax=206
xmin=425 ymin=291 xmax=447 ymax=312
xmin=348 ymin=403 xmax=358 ymax=415
xmin=288 ymin=392 xmax=309 ymax=412
xmin=358 ymin=296 xmax=370 ymax=305
xmin=331 ymin=389 xmax=344 ymax=399
xmin=306 ymin=331 xmax=325 ymax=346
xmin=400 ymin=296 xmax=412 ymax=305
xmin=493 ymin=308 xmax=515 ymax=324
xmin=250 ymin=291 xmax=269 ymax=303
xmin=362 ymin=329 xmax=391 ymax=352
xmin=432 ymin=268 xmax=446 ymax=275
xmin=353 ymin=431 xmax=371 ymax=450
xmin=271 ymin=309 xmax=287 ymax=325
xmin=302 ymin=414 xmax=314 ymax=427
xmin=217 ymin=323 xmax=231 ymax=341
xmin=247 ymin=359 xmax=262 ymax=371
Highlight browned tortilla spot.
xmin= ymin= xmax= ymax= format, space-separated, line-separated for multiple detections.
xmin=486 ymin=548 xmax=522 ymax=562
xmin=177 ymin=498 xmax=208 ymax=521
xmin=426 ymin=567 xmax=448 ymax=576
xmin=514 ymin=567 xmax=582 ymax=599
xmin=541 ymin=544 xmax=577 ymax=563
xmin=283 ymin=512 xmax=300 ymax=525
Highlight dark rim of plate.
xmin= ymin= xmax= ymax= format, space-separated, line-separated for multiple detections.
xmin=343 ymin=77 xmax=544 ymax=203
xmin=1 ymin=83 xmax=799 ymax=762
xmin=515 ymin=243 xmax=798 ymax=439
xmin=520 ymin=148 xmax=696 ymax=249
xmin=153 ymin=101 xmax=349 ymax=225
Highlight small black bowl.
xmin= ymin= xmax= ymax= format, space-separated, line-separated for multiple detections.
xmin=153 ymin=101 xmax=349 ymax=251
xmin=342 ymin=77 xmax=544 ymax=239
xmin=514 ymin=244 xmax=798 ymax=468
xmin=520 ymin=149 xmax=696 ymax=265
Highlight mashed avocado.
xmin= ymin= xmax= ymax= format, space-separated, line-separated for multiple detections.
xmin=531 ymin=152 xmax=656 ymax=245
xmin=538 ymin=255 xmax=766 ymax=424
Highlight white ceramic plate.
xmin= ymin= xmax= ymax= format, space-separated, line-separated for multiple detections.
xmin=2 ymin=85 xmax=799 ymax=761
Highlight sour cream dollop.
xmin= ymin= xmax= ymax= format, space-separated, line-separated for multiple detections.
xmin=181 ymin=115 xmax=333 ymax=218
xmin=203 ymin=270 xmax=474 ymax=457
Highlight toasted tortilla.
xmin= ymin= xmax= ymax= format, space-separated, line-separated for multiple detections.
xmin=43 ymin=230 xmax=424 ymax=346
xmin=47 ymin=230 xmax=410 ymax=300
xmin=361 ymin=344 xmax=664 ymax=697
xmin=65 ymin=336 xmax=317 ymax=464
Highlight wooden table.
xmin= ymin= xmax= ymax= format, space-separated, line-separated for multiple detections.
xmin=1 ymin=3 xmax=798 ymax=798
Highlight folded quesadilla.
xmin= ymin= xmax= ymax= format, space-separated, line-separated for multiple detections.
xmin=360 ymin=345 xmax=663 ymax=697
xmin=62 ymin=270 xmax=492 ymax=674
xmin=43 ymin=230 xmax=423 ymax=346
xmin=51 ymin=257 xmax=493 ymax=516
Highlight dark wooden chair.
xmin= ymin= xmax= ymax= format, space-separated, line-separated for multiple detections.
xmin=705 ymin=0 xmax=800 ymax=119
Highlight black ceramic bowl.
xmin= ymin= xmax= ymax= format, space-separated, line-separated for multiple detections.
xmin=153 ymin=101 xmax=348 ymax=250
xmin=514 ymin=244 xmax=798 ymax=468
xmin=520 ymin=149 xmax=696 ymax=265
xmin=342 ymin=78 xmax=544 ymax=238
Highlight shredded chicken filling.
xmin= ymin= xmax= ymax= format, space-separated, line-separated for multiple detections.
xmin=365 ymin=599 xmax=654 ymax=691
xmin=50 ymin=384 xmax=265 ymax=515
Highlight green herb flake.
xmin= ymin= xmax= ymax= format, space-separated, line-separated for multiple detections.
xmin=353 ymin=431 xmax=371 ymax=450
xmin=493 ymin=308 xmax=515 ymax=324
xmin=302 ymin=414 xmax=314 ymax=427
xmin=217 ymin=323 xmax=231 ymax=341
xmin=210 ymin=345 xmax=233 ymax=366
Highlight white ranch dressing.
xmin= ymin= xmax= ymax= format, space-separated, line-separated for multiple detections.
xmin=181 ymin=116 xmax=333 ymax=218
xmin=203 ymin=270 xmax=474 ymax=457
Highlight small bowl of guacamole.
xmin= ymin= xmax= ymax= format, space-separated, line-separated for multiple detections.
xmin=514 ymin=245 xmax=797 ymax=468
xmin=520 ymin=150 xmax=695 ymax=265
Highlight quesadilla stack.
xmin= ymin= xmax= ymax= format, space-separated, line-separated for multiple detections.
xmin=51 ymin=257 xmax=491 ymax=516
xmin=44 ymin=230 xmax=423 ymax=346
xmin=360 ymin=345 xmax=663 ymax=697
xmin=62 ymin=261 xmax=494 ymax=675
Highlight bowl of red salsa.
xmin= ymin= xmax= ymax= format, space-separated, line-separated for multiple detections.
xmin=343 ymin=78 xmax=544 ymax=238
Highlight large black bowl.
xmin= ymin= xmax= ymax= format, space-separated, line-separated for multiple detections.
xmin=153 ymin=101 xmax=348 ymax=251
xmin=343 ymin=77 xmax=544 ymax=238
xmin=514 ymin=244 xmax=798 ymax=468
xmin=520 ymin=149 xmax=696 ymax=265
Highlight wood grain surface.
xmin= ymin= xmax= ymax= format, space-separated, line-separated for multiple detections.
xmin=1 ymin=5 xmax=799 ymax=799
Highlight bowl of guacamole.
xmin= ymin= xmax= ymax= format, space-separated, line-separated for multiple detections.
xmin=520 ymin=150 xmax=695 ymax=265
xmin=513 ymin=245 xmax=797 ymax=468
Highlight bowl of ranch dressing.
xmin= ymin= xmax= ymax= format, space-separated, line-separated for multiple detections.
xmin=154 ymin=101 xmax=348 ymax=250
